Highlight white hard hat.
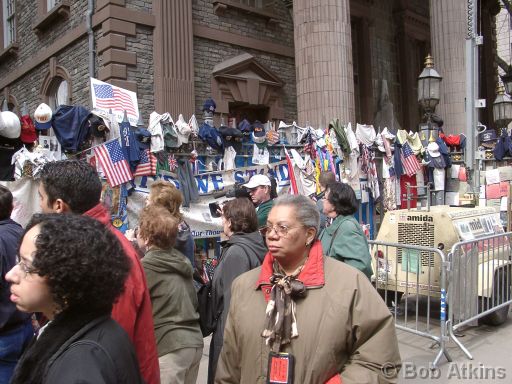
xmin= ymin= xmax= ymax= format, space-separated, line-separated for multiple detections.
xmin=0 ymin=111 xmax=21 ymax=139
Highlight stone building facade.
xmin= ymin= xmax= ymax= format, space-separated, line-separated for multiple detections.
xmin=3 ymin=0 xmax=488 ymax=137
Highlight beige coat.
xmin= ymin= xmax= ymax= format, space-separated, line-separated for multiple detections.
xmin=215 ymin=250 xmax=401 ymax=384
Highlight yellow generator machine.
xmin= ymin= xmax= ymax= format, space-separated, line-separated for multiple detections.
xmin=374 ymin=205 xmax=511 ymax=325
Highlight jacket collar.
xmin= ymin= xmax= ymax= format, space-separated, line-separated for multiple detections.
xmin=255 ymin=240 xmax=325 ymax=289
xmin=325 ymin=215 xmax=352 ymax=232
xmin=83 ymin=203 xmax=112 ymax=228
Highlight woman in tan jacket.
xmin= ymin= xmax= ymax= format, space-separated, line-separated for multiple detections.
xmin=215 ymin=194 xmax=401 ymax=384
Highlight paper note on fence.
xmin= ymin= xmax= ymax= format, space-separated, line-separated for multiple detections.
xmin=486 ymin=169 xmax=500 ymax=185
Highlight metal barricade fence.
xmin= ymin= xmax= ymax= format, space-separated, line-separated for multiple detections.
xmin=447 ymin=232 xmax=512 ymax=360
xmin=369 ymin=240 xmax=452 ymax=368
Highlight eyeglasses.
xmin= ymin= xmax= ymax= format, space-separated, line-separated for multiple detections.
xmin=262 ymin=224 xmax=302 ymax=237
xmin=16 ymin=258 xmax=39 ymax=278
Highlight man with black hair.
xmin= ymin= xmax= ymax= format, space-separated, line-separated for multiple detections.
xmin=38 ymin=160 xmax=160 ymax=384
xmin=0 ymin=185 xmax=32 ymax=383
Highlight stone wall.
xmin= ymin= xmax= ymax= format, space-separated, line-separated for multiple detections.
xmin=126 ymin=25 xmax=154 ymax=118
xmin=191 ymin=0 xmax=296 ymax=121
xmin=193 ymin=37 xmax=297 ymax=121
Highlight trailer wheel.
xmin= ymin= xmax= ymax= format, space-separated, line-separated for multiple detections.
xmin=480 ymin=268 xmax=511 ymax=326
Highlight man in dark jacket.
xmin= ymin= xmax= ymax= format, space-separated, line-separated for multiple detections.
xmin=0 ymin=185 xmax=33 ymax=383
xmin=37 ymin=160 xmax=160 ymax=384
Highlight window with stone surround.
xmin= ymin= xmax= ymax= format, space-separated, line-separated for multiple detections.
xmin=2 ymin=0 xmax=16 ymax=49
xmin=47 ymin=77 xmax=69 ymax=110
xmin=33 ymin=0 xmax=70 ymax=34
xmin=41 ymin=62 xmax=72 ymax=109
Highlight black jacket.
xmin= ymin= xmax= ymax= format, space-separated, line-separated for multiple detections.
xmin=12 ymin=312 xmax=143 ymax=384
xmin=44 ymin=316 xmax=143 ymax=383
xmin=208 ymin=231 xmax=267 ymax=383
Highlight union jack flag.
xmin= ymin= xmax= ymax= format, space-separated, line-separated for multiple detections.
xmin=400 ymin=142 xmax=421 ymax=177
xmin=168 ymin=154 xmax=178 ymax=171
xmin=133 ymin=150 xmax=157 ymax=177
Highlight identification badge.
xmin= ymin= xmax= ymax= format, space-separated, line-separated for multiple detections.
xmin=267 ymin=351 xmax=294 ymax=384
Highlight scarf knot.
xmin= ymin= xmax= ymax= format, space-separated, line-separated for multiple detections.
xmin=262 ymin=260 xmax=307 ymax=352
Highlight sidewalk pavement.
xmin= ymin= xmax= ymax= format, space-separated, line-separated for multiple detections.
xmin=196 ymin=311 xmax=512 ymax=383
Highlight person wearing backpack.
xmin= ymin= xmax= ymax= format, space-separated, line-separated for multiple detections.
xmin=207 ymin=198 xmax=267 ymax=384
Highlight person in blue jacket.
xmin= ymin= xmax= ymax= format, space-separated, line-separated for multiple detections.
xmin=318 ymin=181 xmax=373 ymax=279
xmin=0 ymin=185 xmax=33 ymax=383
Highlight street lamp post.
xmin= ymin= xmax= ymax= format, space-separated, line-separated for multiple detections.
xmin=418 ymin=54 xmax=443 ymax=116
xmin=492 ymin=84 xmax=512 ymax=134
xmin=418 ymin=55 xmax=442 ymax=143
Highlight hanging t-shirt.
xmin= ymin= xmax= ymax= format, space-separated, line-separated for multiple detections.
xmin=119 ymin=120 xmax=140 ymax=171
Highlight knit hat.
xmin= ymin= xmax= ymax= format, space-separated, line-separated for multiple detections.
xmin=20 ymin=115 xmax=37 ymax=143
xmin=202 ymin=98 xmax=216 ymax=113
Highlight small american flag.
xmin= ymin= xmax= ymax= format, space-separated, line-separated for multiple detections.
xmin=94 ymin=140 xmax=133 ymax=187
xmin=133 ymin=150 xmax=157 ymax=177
xmin=93 ymin=84 xmax=137 ymax=115
xmin=168 ymin=154 xmax=178 ymax=171
xmin=400 ymin=142 xmax=421 ymax=177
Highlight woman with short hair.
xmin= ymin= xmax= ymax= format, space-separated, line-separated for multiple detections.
xmin=215 ymin=194 xmax=400 ymax=383
xmin=7 ymin=214 xmax=142 ymax=384
xmin=208 ymin=197 xmax=267 ymax=384
xmin=137 ymin=205 xmax=203 ymax=384
xmin=319 ymin=181 xmax=373 ymax=279
xmin=147 ymin=180 xmax=195 ymax=267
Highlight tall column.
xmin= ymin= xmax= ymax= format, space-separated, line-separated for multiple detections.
xmin=153 ymin=0 xmax=195 ymax=117
xmin=293 ymin=0 xmax=355 ymax=127
xmin=430 ymin=0 xmax=467 ymax=135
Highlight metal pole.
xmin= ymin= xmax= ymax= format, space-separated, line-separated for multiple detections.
xmin=465 ymin=0 xmax=480 ymax=201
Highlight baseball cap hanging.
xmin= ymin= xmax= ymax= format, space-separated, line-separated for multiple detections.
xmin=199 ymin=122 xmax=224 ymax=153
xmin=219 ymin=125 xmax=243 ymax=147
xmin=479 ymin=130 xmax=498 ymax=149
xmin=426 ymin=142 xmax=441 ymax=158
xmin=34 ymin=103 xmax=53 ymax=130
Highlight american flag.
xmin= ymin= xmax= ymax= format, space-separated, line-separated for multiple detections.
xmin=133 ymin=150 xmax=157 ymax=177
xmin=94 ymin=140 xmax=133 ymax=187
xmin=168 ymin=154 xmax=178 ymax=171
xmin=93 ymin=84 xmax=137 ymax=115
xmin=400 ymin=142 xmax=421 ymax=177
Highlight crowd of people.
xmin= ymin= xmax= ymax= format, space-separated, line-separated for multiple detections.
xmin=0 ymin=161 xmax=401 ymax=383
